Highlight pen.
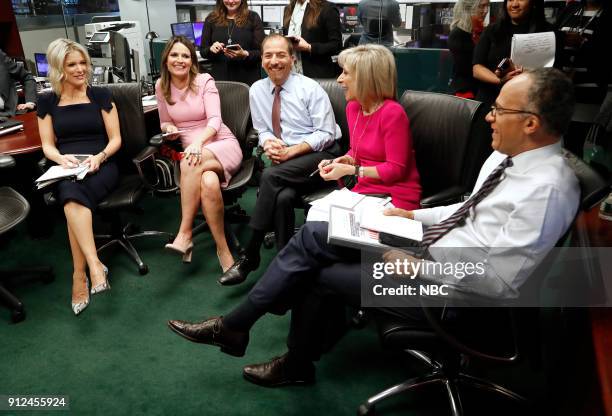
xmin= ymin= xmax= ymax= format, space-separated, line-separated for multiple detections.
xmin=379 ymin=197 xmax=392 ymax=207
xmin=309 ymin=160 xmax=332 ymax=177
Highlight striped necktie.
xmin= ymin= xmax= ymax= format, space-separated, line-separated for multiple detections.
xmin=420 ymin=156 xmax=514 ymax=248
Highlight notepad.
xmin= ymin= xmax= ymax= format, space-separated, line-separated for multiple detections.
xmin=35 ymin=164 xmax=89 ymax=189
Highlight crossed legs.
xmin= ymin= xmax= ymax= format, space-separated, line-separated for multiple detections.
xmin=171 ymin=148 xmax=233 ymax=271
xmin=63 ymin=201 xmax=107 ymax=305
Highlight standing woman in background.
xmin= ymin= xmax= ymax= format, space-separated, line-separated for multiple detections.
xmin=283 ymin=0 xmax=342 ymax=78
xmin=37 ymin=39 xmax=121 ymax=316
xmin=201 ymin=0 xmax=265 ymax=86
xmin=472 ymin=0 xmax=553 ymax=106
xmin=448 ymin=0 xmax=490 ymax=98
xmin=157 ymin=37 xmax=242 ymax=273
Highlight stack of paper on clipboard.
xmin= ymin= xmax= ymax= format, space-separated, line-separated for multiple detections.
xmin=309 ymin=188 xmax=423 ymax=249
xmin=35 ymin=164 xmax=89 ymax=189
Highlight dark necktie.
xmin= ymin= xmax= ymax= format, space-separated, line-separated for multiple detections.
xmin=420 ymin=156 xmax=514 ymax=248
xmin=272 ymin=86 xmax=282 ymax=139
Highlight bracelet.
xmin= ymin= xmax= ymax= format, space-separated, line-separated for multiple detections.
xmin=353 ymin=164 xmax=360 ymax=178
xmin=99 ymin=151 xmax=108 ymax=162
xmin=358 ymin=166 xmax=365 ymax=178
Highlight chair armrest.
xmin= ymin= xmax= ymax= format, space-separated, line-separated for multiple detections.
xmin=0 ymin=153 xmax=15 ymax=169
xmin=132 ymin=146 xmax=163 ymax=191
xmin=246 ymin=128 xmax=259 ymax=152
xmin=420 ymin=186 xmax=467 ymax=209
xmin=149 ymin=134 xmax=164 ymax=147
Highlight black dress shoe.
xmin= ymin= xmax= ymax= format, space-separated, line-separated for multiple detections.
xmin=167 ymin=317 xmax=249 ymax=357
xmin=243 ymin=352 xmax=315 ymax=387
xmin=218 ymin=255 xmax=260 ymax=286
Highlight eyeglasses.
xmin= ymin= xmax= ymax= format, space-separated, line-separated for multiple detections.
xmin=489 ymin=105 xmax=540 ymax=118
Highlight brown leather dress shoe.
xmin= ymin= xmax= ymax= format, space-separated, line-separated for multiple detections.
xmin=167 ymin=317 xmax=249 ymax=357
xmin=243 ymin=352 xmax=315 ymax=387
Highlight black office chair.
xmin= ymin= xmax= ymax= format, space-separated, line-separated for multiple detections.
xmin=143 ymin=81 xmax=259 ymax=255
xmin=0 ymin=153 xmax=53 ymax=323
xmin=42 ymin=83 xmax=172 ymax=275
xmin=357 ymin=150 xmax=610 ymax=416
xmin=400 ymin=90 xmax=492 ymax=208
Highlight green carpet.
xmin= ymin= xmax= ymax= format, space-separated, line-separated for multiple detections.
xmin=0 ymin=189 xmax=558 ymax=415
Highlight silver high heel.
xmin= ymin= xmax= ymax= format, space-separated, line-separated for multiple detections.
xmin=72 ymin=279 xmax=90 ymax=316
xmin=165 ymin=242 xmax=194 ymax=263
xmin=90 ymin=264 xmax=110 ymax=295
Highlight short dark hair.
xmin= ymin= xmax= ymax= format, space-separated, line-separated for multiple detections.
xmin=261 ymin=34 xmax=294 ymax=56
xmin=525 ymin=68 xmax=575 ymax=137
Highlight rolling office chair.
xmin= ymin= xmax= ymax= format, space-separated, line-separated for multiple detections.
xmin=400 ymin=90 xmax=492 ymax=208
xmin=144 ymin=81 xmax=259 ymax=255
xmin=42 ymin=83 xmax=172 ymax=275
xmin=0 ymin=154 xmax=53 ymax=323
xmin=357 ymin=150 xmax=610 ymax=416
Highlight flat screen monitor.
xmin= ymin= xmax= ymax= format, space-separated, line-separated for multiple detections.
xmin=171 ymin=22 xmax=195 ymax=44
xmin=34 ymin=53 xmax=49 ymax=77
xmin=192 ymin=22 xmax=204 ymax=47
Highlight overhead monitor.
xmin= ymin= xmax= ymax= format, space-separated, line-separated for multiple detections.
xmin=34 ymin=53 xmax=49 ymax=77
xmin=192 ymin=22 xmax=204 ymax=47
xmin=171 ymin=22 xmax=195 ymax=44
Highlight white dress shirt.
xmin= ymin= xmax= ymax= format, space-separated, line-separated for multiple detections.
xmin=249 ymin=72 xmax=341 ymax=151
xmin=413 ymin=141 xmax=580 ymax=298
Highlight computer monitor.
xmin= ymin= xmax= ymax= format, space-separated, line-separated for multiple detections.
xmin=171 ymin=22 xmax=196 ymax=44
xmin=34 ymin=53 xmax=49 ymax=77
xmin=192 ymin=22 xmax=204 ymax=47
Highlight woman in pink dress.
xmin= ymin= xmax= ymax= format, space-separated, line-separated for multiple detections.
xmin=155 ymin=36 xmax=242 ymax=272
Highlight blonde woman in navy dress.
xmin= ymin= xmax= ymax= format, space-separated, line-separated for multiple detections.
xmin=38 ymin=39 xmax=121 ymax=316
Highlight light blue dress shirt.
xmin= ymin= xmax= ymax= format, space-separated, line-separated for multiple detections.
xmin=249 ymin=72 xmax=341 ymax=152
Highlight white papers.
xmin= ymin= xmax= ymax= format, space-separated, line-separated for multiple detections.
xmin=510 ymin=32 xmax=556 ymax=69
xmin=405 ymin=6 xmax=413 ymax=29
xmin=306 ymin=188 xmax=367 ymax=222
xmin=35 ymin=165 xmax=89 ymax=189
xmin=262 ymin=6 xmax=282 ymax=23
xmin=142 ymin=95 xmax=157 ymax=108
xmin=327 ymin=206 xmax=385 ymax=250
xmin=360 ymin=211 xmax=423 ymax=242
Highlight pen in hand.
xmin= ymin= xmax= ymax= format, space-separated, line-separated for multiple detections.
xmin=309 ymin=160 xmax=332 ymax=177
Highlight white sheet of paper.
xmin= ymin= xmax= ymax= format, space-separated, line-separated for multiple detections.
xmin=510 ymin=32 xmax=556 ymax=69
xmin=360 ymin=211 xmax=423 ymax=242
xmin=35 ymin=165 xmax=88 ymax=183
xmin=262 ymin=6 xmax=282 ymax=23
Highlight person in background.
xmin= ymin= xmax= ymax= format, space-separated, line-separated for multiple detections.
xmin=217 ymin=34 xmax=341 ymax=286
xmin=282 ymin=0 xmax=342 ymax=78
xmin=357 ymin=0 xmax=402 ymax=47
xmin=0 ymin=48 xmax=37 ymax=116
xmin=166 ymin=45 xmax=423 ymax=385
xmin=555 ymin=0 xmax=611 ymax=158
xmin=449 ymin=0 xmax=490 ymax=98
xmin=157 ymin=37 xmax=242 ymax=273
xmin=37 ymin=39 xmax=121 ymax=316
xmin=473 ymin=0 xmax=554 ymax=106
xmin=201 ymin=0 xmax=265 ymax=86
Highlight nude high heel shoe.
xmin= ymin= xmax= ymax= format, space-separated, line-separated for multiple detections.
xmin=90 ymin=264 xmax=110 ymax=295
xmin=165 ymin=242 xmax=194 ymax=263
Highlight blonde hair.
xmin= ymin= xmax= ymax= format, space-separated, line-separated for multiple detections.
xmin=46 ymin=38 xmax=92 ymax=96
xmin=337 ymin=44 xmax=397 ymax=108
xmin=451 ymin=0 xmax=483 ymax=32
xmin=159 ymin=36 xmax=199 ymax=105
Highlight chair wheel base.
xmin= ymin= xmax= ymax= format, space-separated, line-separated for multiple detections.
xmin=11 ymin=308 xmax=25 ymax=324
xmin=138 ymin=265 xmax=149 ymax=275
xmin=357 ymin=404 xmax=374 ymax=416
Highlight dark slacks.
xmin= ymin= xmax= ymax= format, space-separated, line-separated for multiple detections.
xmin=250 ymin=142 xmax=340 ymax=250
xmin=247 ymin=221 xmax=427 ymax=361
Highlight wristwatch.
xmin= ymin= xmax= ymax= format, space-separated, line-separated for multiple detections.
xmin=353 ymin=164 xmax=360 ymax=179
xmin=358 ymin=166 xmax=365 ymax=178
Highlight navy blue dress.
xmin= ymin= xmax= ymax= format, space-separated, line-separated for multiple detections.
xmin=37 ymin=87 xmax=119 ymax=211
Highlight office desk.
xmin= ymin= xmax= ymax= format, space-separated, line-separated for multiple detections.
xmin=577 ymin=207 xmax=612 ymax=415
xmin=0 ymin=112 xmax=42 ymax=155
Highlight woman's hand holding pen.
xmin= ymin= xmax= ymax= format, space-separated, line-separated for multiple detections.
xmin=319 ymin=162 xmax=355 ymax=181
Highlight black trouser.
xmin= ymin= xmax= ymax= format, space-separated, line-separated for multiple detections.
xmin=249 ymin=142 xmax=340 ymax=251
xmin=247 ymin=221 xmax=427 ymax=361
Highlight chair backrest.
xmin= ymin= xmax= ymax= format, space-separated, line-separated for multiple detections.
xmin=104 ymin=83 xmax=147 ymax=169
xmin=215 ymin=81 xmax=252 ymax=156
xmin=316 ymin=79 xmax=349 ymax=153
xmin=399 ymin=91 xmax=491 ymax=200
